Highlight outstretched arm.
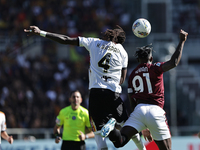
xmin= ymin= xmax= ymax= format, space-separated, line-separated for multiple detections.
xmin=24 ymin=26 xmax=79 ymax=46
xmin=162 ymin=29 xmax=188 ymax=72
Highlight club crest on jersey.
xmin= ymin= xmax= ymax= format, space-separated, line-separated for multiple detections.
xmin=156 ymin=62 xmax=161 ymax=66
xmin=72 ymin=116 xmax=76 ymax=120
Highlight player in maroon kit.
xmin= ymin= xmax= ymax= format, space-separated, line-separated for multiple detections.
xmin=101 ymin=29 xmax=188 ymax=150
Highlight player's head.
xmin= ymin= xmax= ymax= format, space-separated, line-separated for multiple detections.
xmin=102 ymin=25 xmax=126 ymax=44
xmin=69 ymin=90 xmax=82 ymax=108
xmin=135 ymin=44 xmax=153 ymax=63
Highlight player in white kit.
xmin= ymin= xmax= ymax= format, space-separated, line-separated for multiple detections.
xmin=0 ymin=111 xmax=13 ymax=149
xmin=24 ymin=25 xmax=147 ymax=150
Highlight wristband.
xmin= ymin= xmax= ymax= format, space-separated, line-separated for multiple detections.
xmin=40 ymin=31 xmax=47 ymax=37
xmin=54 ymin=133 xmax=60 ymax=138
xmin=85 ymin=134 xmax=89 ymax=139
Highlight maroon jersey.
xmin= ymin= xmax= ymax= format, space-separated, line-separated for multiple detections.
xmin=128 ymin=62 xmax=165 ymax=108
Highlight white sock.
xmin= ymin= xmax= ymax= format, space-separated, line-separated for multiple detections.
xmin=131 ymin=133 xmax=146 ymax=150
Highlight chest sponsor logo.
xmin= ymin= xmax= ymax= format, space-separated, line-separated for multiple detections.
xmin=156 ymin=62 xmax=161 ymax=66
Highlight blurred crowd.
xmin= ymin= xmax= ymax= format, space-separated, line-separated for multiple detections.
xmin=172 ymin=0 xmax=200 ymax=36
xmin=0 ymin=0 xmax=131 ymax=38
xmin=0 ymin=0 xmax=131 ymax=128
xmin=0 ymin=53 xmax=90 ymax=128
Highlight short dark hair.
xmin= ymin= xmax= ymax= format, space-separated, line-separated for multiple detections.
xmin=103 ymin=25 xmax=126 ymax=44
xmin=135 ymin=44 xmax=153 ymax=59
xmin=69 ymin=90 xmax=81 ymax=97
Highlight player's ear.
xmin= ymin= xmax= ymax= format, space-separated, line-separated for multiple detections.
xmin=69 ymin=97 xmax=72 ymax=103
xmin=80 ymin=97 xmax=83 ymax=104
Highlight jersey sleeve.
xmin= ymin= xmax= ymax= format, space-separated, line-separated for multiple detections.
xmin=78 ymin=37 xmax=98 ymax=52
xmin=152 ymin=62 xmax=165 ymax=74
xmin=127 ymin=73 xmax=134 ymax=94
xmin=122 ymin=52 xmax=128 ymax=68
xmin=84 ymin=109 xmax=91 ymax=128
xmin=1 ymin=112 xmax=6 ymax=131
xmin=55 ymin=111 xmax=63 ymax=126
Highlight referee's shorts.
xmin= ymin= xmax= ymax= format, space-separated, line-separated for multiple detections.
xmin=61 ymin=141 xmax=85 ymax=150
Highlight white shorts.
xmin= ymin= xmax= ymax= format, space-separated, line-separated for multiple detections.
xmin=123 ymin=104 xmax=171 ymax=140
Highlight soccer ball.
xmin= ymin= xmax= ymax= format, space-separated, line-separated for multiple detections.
xmin=132 ymin=18 xmax=151 ymax=38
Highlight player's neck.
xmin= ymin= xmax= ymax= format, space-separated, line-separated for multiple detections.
xmin=71 ymin=105 xmax=79 ymax=110
xmin=139 ymin=59 xmax=152 ymax=64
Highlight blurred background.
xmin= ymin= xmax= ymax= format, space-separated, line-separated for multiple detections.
xmin=0 ymin=0 xmax=199 ymax=143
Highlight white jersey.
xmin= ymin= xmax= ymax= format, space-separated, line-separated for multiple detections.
xmin=0 ymin=111 xmax=6 ymax=144
xmin=79 ymin=37 xmax=128 ymax=93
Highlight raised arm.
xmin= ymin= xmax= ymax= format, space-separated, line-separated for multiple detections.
xmin=24 ymin=26 xmax=79 ymax=46
xmin=162 ymin=29 xmax=188 ymax=72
